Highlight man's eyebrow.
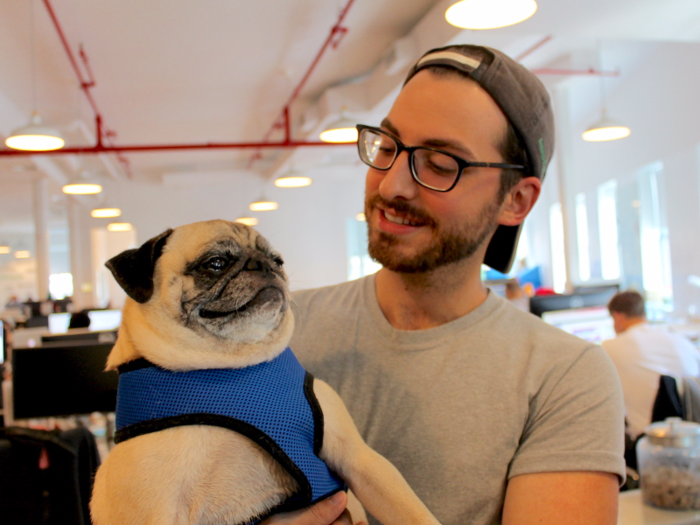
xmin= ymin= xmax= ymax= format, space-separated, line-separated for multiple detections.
xmin=380 ymin=117 xmax=477 ymax=160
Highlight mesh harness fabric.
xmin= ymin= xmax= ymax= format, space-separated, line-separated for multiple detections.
xmin=115 ymin=347 xmax=345 ymax=519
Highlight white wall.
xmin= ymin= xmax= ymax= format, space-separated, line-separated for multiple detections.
xmin=85 ymin=163 xmax=367 ymax=292
xmin=550 ymin=41 xmax=700 ymax=315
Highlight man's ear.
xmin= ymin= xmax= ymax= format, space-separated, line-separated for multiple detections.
xmin=105 ymin=228 xmax=173 ymax=304
xmin=498 ymin=176 xmax=542 ymax=227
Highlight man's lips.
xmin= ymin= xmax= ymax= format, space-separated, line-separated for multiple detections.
xmin=376 ymin=206 xmax=426 ymax=234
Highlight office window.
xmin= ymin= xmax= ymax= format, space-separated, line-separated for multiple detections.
xmin=575 ymin=193 xmax=591 ymax=282
xmin=549 ymin=202 xmax=566 ymax=293
xmin=597 ymin=180 xmax=621 ymax=280
xmin=346 ymin=218 xmax=381 ymax=280
xmin=638 ymin=163 xmax=673 ymax=316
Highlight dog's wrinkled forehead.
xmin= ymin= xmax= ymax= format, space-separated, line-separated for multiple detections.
xmin=167 ymin=220 xmax=276 ymax=264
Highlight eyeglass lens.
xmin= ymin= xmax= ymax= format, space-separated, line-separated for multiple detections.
xmin=359 ymin=128 xmax=460 ymax=191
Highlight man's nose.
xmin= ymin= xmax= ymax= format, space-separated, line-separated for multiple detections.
xmin=378 ymin=151 xmax=419 ymax=201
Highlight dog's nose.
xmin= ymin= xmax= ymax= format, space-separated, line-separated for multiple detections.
xmin=243 ymin=257 xmax=271 ymax=275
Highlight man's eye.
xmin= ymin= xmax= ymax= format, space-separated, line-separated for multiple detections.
xmin=202 ymin=257 xmax=228 ymax=272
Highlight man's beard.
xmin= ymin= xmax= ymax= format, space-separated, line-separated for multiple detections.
xmin=365 ymin=195 xmax=501 ymax=273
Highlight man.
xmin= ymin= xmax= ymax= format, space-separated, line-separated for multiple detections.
xmin=267 ymin=45 xmax=625 ymax=525
xmin=603 ymin=290 xmax=700 ymax=439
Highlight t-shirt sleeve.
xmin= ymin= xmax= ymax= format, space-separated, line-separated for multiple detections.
xmin=507 ymin=344 xmax=627 ymax=482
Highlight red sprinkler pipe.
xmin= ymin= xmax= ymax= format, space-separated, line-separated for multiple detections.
xmin=247 ymin=0 xmax=356 ymax=165
xmin=0 ymin=0 xmax=358 ymax=158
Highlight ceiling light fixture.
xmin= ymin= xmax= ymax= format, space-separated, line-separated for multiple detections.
xmin=6 ymin=1 xmax=64 ymax=152
xmin=249 ymin=197 xmax=278 ymax=212
xmin=15 ymin=250 xmax=31 ymax=259
xmin=107 ymin=222 xmax=133 ymax=232
xmin=582 ymin=112 xmax=631 ymax=142
xmin=319 ymin=112 xmax=358 ymax=144
xmin=0 ymin=246 xmax=11 ymax=254
xmin=274 ymin=168 xmax=312 ymax=188
xmin=6 ymin=112 xmax=65 ymax=151
xmin=445 ymin=0 xmax=537 ymax=29
xmin=356 ymin=213 xmax=366 ymax=222
xmin=235 ymin=217 xmax=259 ymax=226
xmin=62 ymin=182 xmax=102 ymax=195
xmin=91 ymin=207 xmax=122 ymax=218
xmin=582 ymin=42 xmax=630 ymax=143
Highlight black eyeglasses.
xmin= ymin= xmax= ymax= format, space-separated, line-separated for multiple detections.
xmin=356 ymin=124 xmax=524 ymax=192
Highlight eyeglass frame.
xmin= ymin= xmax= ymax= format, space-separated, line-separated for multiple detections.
xmin=356 ymin=124 xmax=525 ymax=193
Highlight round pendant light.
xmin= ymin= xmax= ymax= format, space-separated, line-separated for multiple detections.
xmin=445 ymin=0 xmax=538 ymax=29
xmin=275 ymin=168 xmax=313 ymax=188
xmin=62 ymin=183 xmax=102 ymax=195
xmin=249 ymin=198 xmax=278 ymax=212
xmin=319 ymin=114 xmax=358 ymax=144
xmin=107 ymin=222 xmax=133 ymax=232
xmin=235 ymin=217 xmax=259 ymax=226
xmin=582 ymin=116 xmax=631 ymax=142
xmin=91 ymin=207 xmax=122 ymax=218
xmin=0 ymin=246 xmax=11 ymax=254
xmin=5 ymin=113 xmax=65 ymax=151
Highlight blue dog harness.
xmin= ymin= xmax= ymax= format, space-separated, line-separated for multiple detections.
xmin=115 ymin=347 xmax=345 ymax=519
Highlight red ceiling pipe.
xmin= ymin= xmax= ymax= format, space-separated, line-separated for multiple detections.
xmin=532 ymin=68 xmax=619 ymax=76
xmin=0 ymin=140 xmax=354 ymax=157
xmin=247 ymin=0 xmax=356 ymax=165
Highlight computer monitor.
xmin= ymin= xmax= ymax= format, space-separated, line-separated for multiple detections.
xmin=0 ymin=320 xmax=6 ymax=365
xmin=541 ymin=306 xmax=615 ymax=344
xmin=12 ymin=342 xmax=118 ymax=419
xmin=529 ymin=288 xmax=618 ymax=318
xmin=88 ymin=310 xmax=122 ymax=332
xmin=48 ymin=312 xmax=72 ymax=334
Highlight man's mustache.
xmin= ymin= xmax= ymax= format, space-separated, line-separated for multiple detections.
xmin=365 ymin=195 xmax=437 ymax=229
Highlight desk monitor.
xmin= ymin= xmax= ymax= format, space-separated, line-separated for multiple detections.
xmin=48 ymin=312 xmax=72 ymax=334
xmin=529 ymin=288 xmax=618 ymax=318
xmin=541 ymin=306 xmax=615 ymax=344
xmin=88 ymin=309 xmax=122 ymax=332
xmin=12 ymin=342 xmax=118 ymax=419
xmin=0 ymin=320 xmax=5 ymax=365
xmin=41 ymin=330 xmax=117 ymax=345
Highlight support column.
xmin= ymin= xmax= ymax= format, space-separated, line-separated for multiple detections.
xmin=68 ymin=198 xmax=92 ymax=311
xmin=32 ymin=177 xmax=51 ymax=300
xmin=553 ymin=86 xmax=576 ymax=293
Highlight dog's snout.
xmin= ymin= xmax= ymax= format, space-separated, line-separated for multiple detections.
xmin=243 ymin=256 xmax=271 ymax=275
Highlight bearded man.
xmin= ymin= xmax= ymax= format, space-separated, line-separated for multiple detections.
xmin=267 ymin=45 xmax=625 ymax=525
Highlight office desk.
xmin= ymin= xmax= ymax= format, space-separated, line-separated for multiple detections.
xmin=619 ymin=490 xmax=700 ymax=524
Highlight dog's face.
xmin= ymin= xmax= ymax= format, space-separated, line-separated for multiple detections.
xmin=106 ymin=220 xmax=292 ymax=359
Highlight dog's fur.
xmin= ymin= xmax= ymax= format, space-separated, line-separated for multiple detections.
xmin=90 ymin=220 xmax=440 ymax=525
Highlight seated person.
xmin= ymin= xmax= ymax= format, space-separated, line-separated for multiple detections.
xmin=602 ymin=290 xmax=700 ymax=439
xmin=68 ymin=311 xmax=91 ymax=330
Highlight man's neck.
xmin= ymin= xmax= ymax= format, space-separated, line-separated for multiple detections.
xmin=374 ymin=259 xmax=488 ymax=330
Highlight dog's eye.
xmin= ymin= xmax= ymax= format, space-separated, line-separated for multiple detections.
xmin=202 ymin=257 xmax=228 ymax=272
xmin=273 ymin=256 xmax=284 ymax=268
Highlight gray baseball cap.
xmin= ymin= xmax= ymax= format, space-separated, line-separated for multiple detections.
xmin=404 ymin=44 xmax=555 ymax=274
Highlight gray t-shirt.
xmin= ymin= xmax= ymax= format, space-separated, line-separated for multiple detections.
xmin=290 ymin=275 xmax=625 ymax=525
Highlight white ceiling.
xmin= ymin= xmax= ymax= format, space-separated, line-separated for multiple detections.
xmin=1 ymin=0 xmax=700 ymax=235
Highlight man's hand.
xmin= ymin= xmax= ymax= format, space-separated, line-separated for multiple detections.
xmin=261 ymin=491 xmax=368 ymax=525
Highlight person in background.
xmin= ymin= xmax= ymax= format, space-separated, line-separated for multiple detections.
xmin=602 ymin=290 xmax=700 ymax=440
xmin=267 ymin=44 xmax=625 ymax=525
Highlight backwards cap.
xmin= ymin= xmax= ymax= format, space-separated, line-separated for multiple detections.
xmin=404 ymin=44 xmax=555 ymax=274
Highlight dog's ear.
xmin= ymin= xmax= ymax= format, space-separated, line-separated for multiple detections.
xmin=105 ymin=229 xmax=174 ymax=303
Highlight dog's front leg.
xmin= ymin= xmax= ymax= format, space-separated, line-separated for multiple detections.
xmin=313 ymin=379 xmax=441 ymax=525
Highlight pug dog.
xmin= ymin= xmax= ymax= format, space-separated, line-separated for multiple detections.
xmin=90 ymin=220 xmax=440 ymax=525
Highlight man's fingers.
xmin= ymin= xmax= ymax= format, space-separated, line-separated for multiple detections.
xmin=263 ymin=491 xmax=348 ymax=525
